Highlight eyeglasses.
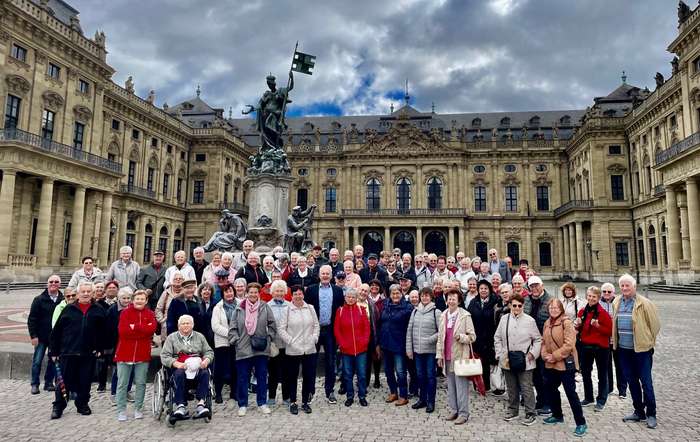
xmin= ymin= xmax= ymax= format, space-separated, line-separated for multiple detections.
xmin=48 ymin=280 xmax=60 ymax=284
xmin=64 ymin=295 xmax=76 ymax=299
xmin=511 ymin=304 xmax=523 ymax=308
xmin=602 ymin=290 xmax=612 ymax=293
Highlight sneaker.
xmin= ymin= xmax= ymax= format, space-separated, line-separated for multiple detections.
xmin=290 ymin=403 xmax=299 ymax=415
xmin=492 ymin=389 xmax=506 ymax=397
xmin=237 ymin=406 xmax=247 ymax=417
xmin=623 ymin=411 xmax=647 ymax=422
xmin=127 ymin=392 xmax=135 ymax=403
xmin=504 ymin=413 xmax=519 ymax=422
xmin=359 ymin=398 xmax=368 ymax=407
xmin=117 ymin=411 xmax=127 ymax=422
xmin=454 ymin=416 xmax=468 ymax=425
xmin=412 ymin=400 xmax=427 ymax=409
xmin=44 ymin=383 xmax=55 ymax=392
xmin=173 ymin=404 xmax=188 ymax=418
xmin=646 ymin=416 xmax=657 ymax=429
xmin=326 ymin=393 xmax=337 ymax=405
xmin=195 ymin=404 xmax=209 ymax=418
xmin=134 ymin=410 xmax=143 ymax=420
xmin=260 ymin=404 xmax=272 ymax=415
xmin=536 ymin=407 xmax=552 ymax=416
xmin=594 ymin=403 xmax=606 ymax=412
xmin=344 ymin=398 xmax=353 ymax=407
xmin=580 ymin=399 xmax=594 ymax=407
xmin=109 ymin=395 xmax=117 ymax=406
xmin=301 ymin=403 xmax=312 ymax=414
xmin=574 ymin=424 xmax=587 ymax=437
xmin=543 ymin=416 xmax=564 ymax=425
xmin=521 ymin=414 xmax=537 ymax=426
xmin=31 ymin=385 xmax=40 ymax=395
xmin=618 ymin=392 xmax=627 ymax=399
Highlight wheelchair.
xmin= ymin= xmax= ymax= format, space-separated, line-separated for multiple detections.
xmin=151 ymin=366 xmax=214 ymax=427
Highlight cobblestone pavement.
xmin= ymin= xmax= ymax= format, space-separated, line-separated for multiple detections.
xmin=0 ymin=292 xmax=697 ymax=441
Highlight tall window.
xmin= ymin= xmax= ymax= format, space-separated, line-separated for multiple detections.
xmin=233 ymin=185 xmax=239 ymax=203
xmin=126 ymin=220 xmax=136 ymax=250
xmin=325 ymin=187 xmax=337 ymax=213
xmin=78 ymin=79 xmax=90 ymax=94
xmin=637 ymin=227 xmax=645 ymax=266
xmin=147 ymin=167 xmax=155 ymax=191
xmin=296 ymin=188 xmax=308 ymax=210
xmin=143 ymin=234 xmax=152 ymax=264
xmin=397 ymin=178 xmax=411 ymax=211
xmin=41 ymin=109 xmax=55 ymax=140
xmin=177 ymin=178 xmax=183 ymax=202
xmin=505 ymin=186 xmax=518 ymax=212
xmin=4 ymin=95 xmax=21 ymax=129
xmin=427 ymin=177 xmax=442 ymax=209
xmin=47 ymin=63 xmax=61 ymax=79
xmin=159 ymin=226 xmax=168 ymax=258
xmin=366 ymin=178 xmax=380 ymax=211
xmin=163 ymin=173 xmax=170 ymax=198
xmin=611 ymin=175 xmax=624 ymax=200
xmin=474 ymin=186 xmax=486 ymax=212
xmin=173 ymin=229 xmax=182 ymax=253
xmin=62 ymin=222 xmax=72 ymax=258
xmin=648 ymin=225 xmax=658 ymax=266
xmin=475 ymin=241 xmax=488 ymax=261
xmin=223 ymin=180 xmax=230 ymax=203
xmin=11 ymin=44 xmax=27 ymax=62
xmin=539 ymin=242 xmax=552 ymax=267
xmin=73 ymin=122 xmax=85 ymax=149
xmin=193 ymin=180 xmax=205 ymax=204
xmin=127 ymin=161 xmax=136 ymax=186
xmin=507 ymin=242 xmax=520 ymax=264
xmin=536 ymin=186 xmax=549 ymax=211
xmin=615 ymin=242 xmax=629 ymax=266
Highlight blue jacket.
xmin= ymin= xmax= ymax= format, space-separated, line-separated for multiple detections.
xmin=378 ymin=297 xmax=414 ymax=353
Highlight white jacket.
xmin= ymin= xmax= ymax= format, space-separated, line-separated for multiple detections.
xmin=277 ymin=302 xmax=320 ymax=356
xmin=163 ymin=263 xmax=196 ymax=289
xmin=560 ymin=295 xmax=585 ymax=322
xmin=67 ymin=267 xmax=105 ymax=289
xmin=211 ymin=299 xmax=237 ymax=348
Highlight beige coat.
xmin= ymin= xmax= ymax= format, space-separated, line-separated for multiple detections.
xmin=541 ymin=315 xmax=579 ymax=371
xmin=612 ymin=294 xmax=661 ymax=352
xmin=436 ymin=307 xmax=476 ymax=372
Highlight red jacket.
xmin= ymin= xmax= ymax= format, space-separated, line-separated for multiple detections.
xmin=260 ymin=283 xmax=292 ymax=302
xmin=334 ymin=304 xmax=370 ymax=356
xmin=114 ymin=305 xmax=157 ymax=363
xmin=577 ymin=303 xmax=612 ymax=348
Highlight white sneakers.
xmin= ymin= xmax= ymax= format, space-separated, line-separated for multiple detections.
xmin=260 ymin=404 xmax=272 ymax=415
xmin=238 ymin=404 xmax=272 ymax=416
xmin=238 ymin=406 xmax=247 ymax=417
xmin=134 ymin=410 xmax=144 ymax=419
xmin=117 ymin=411 xmax=127 ymax=422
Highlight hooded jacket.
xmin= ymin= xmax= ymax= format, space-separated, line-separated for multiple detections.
xmin=378 ymin=297 xmax=414 ymax=353
xmin=405 ymin=302 xmax=440 ymax=355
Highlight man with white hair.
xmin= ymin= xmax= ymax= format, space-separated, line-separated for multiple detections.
xmin=399 ymin=253 xmax=417 ymax=287
xmin=523 ymin=275 xmax=554 ymax=416
xmin=327 ymin=248 xmax=342 ymax=275
xmin=106 ymin=246 xmax=141 ymax=291
xmin=234 ymin=240 xmax=255 ymax=272
xmin=613 ymin=274 xmax=660 ymax=429
xmin=164 ymin=250 xmax=196 ymax=290
xmin=189 ymin=246 xmax=209 ymax=285
xmin=599 ymin=283 xmax=626 ymax=399
xmin=28 ymin=274 xmax=64 ymax=394
xmin=235 ymin=251 xmax=268 ymax=285
xmin=160 ymin=314 xmax=214 ymax=421
xmin=488 ymin=249 xmax=512 ymax=283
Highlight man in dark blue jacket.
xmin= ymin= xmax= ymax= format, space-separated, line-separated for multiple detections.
xmin=27 ymin=275 xmax=64 ymax=394
xmin=305 ymin=265 xmax=344 ymax=404
xmin=359 ymin=254 xmax=388 ymax=285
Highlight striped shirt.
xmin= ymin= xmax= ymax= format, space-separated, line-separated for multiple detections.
xmin=617 ymin=296 xmax=635 ymax=349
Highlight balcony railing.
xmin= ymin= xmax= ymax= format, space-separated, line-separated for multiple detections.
xmin=219 ymin=201 xmax=250 ymax=214
xmin=342 ymin=208 xmax=467 ymax=217
xmin=553 ymin=199 xmax=593 ymax=217
xmin=0 ymin=128 xmax=122 ymax=173
xmin=120 ymin=184 xmax=156 ymax=199
xmin=656 ymin=131 xmax=700 ymax=166
xmin=8 ymin=253 xmax=36 ymax=269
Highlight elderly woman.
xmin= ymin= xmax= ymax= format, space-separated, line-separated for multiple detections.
xmin=495 ymin=283 xmax=513 ymax=326
xmin=104 ymin=280 xmax=119 ymax=306
xmin=233 ymin=277 xmax=247 ymax=301
xmin=287 ymin=256 xmax=318 ymax=290
xmin=367 ymin=279 xmax=385 ymax=388
xmin=229 ymin=283 xmax=278 ymax=416
xmin=494 ymin=293 xmax=542 ymax=426
xmin=212 ymin=252 xmax=237 ymax=286
xmin=560 ymin=282 xmax=584 ymax=321
xmin=106 ymin=288 xmax=133 ymax=404
xmin=491 ymin=273 xmax=502 ymax=295
xmin=379 ymin=284 xmax=415 ymax=406
xmin=436 ymin=289 xmax=476 ymax=425
xmin=600 ymin=283 xmax=626 ymax=398
xmin=343 ymin=260 xmax=362 ymax=290
xmin=334 ymin=288 xmax=371 ymax=407
xmin=354 ymin=258 xmax=365 ymax=273
xmin=203 ymin=251 xmax=222 ymax=285
xmin=106 ymin=246 xmax=140 ymax=291
xmin=197 ymin=282 xmax=216 ymax=349
xmin=261 ymin=270 xmax=292 ymax=302
xmin=464 ymin=277 xmax=479 ymax=307
xmin=613 ymin=274 xmax=660 ymax=429
xmin=511 ymin=274 xmax=529 ymax=298
xmin=455 ymin=258 xmax=475 ymax=294
xmin=155 ymin=272 xmax=184 ymax=340
xmin=211 ymin=284 xmax=238 ymax=403
xmin=541 ymin=299 xmax=586 ymax=436
xmin=576 ymin=286 xmax=612 ymax=411
xmin=467 ymin=279 xmax=499 ymax=393
xmin=267 ymin=280 xmax=292 ymax=406
xmin=114 ymin=290 xmax=156 ymax=421
xmin=406 ymin=287 xmax=440 ymax=413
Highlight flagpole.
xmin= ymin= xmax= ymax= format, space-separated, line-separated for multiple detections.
xmin=279 ymin=41 xmax=298 ymax=139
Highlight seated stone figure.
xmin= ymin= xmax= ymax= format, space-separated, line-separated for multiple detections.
xmin=203 ymin=210 xmax=247 ymax=252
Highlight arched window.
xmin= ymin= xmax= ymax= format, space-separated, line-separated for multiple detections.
xmin=159 ymin=226 xmax=169 ymax=259
xmin=648 ymin=225 xmax=657 ymax=266
xmin=125 ymin=220 xmax=136 ymax=250
xmin=507 ymin=242 xmax=520 ymax=265
xmin=500 ymin=116 xmax=511 ymax=127
xmin=471 ymin=118 xmax=481 ymax=127
xmin=174 ymin=228 xmax=182 ymax=253
xmin=475 ymin=241 xmax=488 ymax=261
xmin=539 ymin=242 xmax=552 ymax=267
xmin=425 ymin=231 xmax=446 ymax=256
xmin=397 ymin=177 xmax=411 ymax=212
xmin=637 ymin=227 xmax=645 ymax=267
xmin=143 ymin=223 xmax=153 ymax=263
xmin=366 ymin=178 xmax=381 ymax=211
xmin=393 ymin=231 xmax=416 ymax=257
xmin=362 ymin=231 xmax=383 ymax=256
xmin=427 ymin=177 xmax=442 ymax=210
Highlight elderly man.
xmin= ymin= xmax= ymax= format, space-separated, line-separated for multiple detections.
xmin=613 ymin=274 xmax=660 ymax=429
xmin=164 ymin=250 xmax=196 ymax=290
xmin=160 ymin=314 xmax=214 ymax=420
xmin=137 ymin=250 xmax=167 ymax=310
xmin=49 ymin=281 xmax=107 ymax=419
xmin=343 ymin=250 xmax=354 ymax=263
xmin=311 ymin=244 xmax=328 ymax=267
xmin=353 ymin=245 xmax=365 ymax=264
xmin=523 ymin=275 xmax=554 ymax=416
xmin=28 ymin=275 xmax=64 ymax=394
xmin=399 ymin=253 xmax=417 ymax=287
xmin=234 ymin=240 xmax=255 ymax=272
xmin=235 ymin=251 xmax=268 ymax=285
xmin=359 ymin=253 xmax=388 ymax=285
xmin=488 ymin=249 xmax=512 ymax=283
xmin=327 ymin=248 xmax=342 ymax=275
xmin=68 ymin=256 xmax=104 ymax=289
xmin=167 ymin=279 xmax=203 ymax=335
xmin=106 ymin=246 xmax=141 ymax=291
xmin=190 ymin=246 xmax=209 ymax=285
xmin=600 ymin=282 xmax=626 ymax=399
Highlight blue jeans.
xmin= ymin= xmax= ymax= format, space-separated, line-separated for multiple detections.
xmin=383 ymin=350 xmax=408 ymax=398
xmin=619 ymin=348 xmax=656 ymax=417
xmin=116 ymin=362 xmax=148 ymax=413
xmin=341 ymin=353 xmax=367 ymax=400
xmin=317 ymin=325 xmax=336 ymax=397
xmin=236 ymin=355 xmax=268 ymax=407
xmin=31 ymin=342 xmax=55 ymax=386
xmin=414 ymin=353 xmax=437 ymax=405
xmin=172 ymin=368 xmax=210 ymax=406
xmin=111 ymin=365 xmax=134 ymax=396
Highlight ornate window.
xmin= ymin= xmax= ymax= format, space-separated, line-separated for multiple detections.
xmin=500 ymin=117 xmax=511 ymax=127
xmin=560 ymin=115 xmax=571 ymax=125
xmin=611 ymin=175 xmax=624 ymax=200
xmin=163 ymin=173 xmax=170 ymax=198
xmin=529 ymin=115 xmax=540 ymax=127
xmin=11 ymin=44 xmax=27 ymax=62
xmin=143 ymin=224 xmax=153 ymax=263
xmin=193 ymin=180 xmax=205 ymax=204
xmin=539 ymin=242 xmax=552 ymax=267
xmin=615 ymin=242 xmax=629 ymax=266
xmin=507 ymin=242 xmax=520 ymax=264
xmin=159 ymin=226 xmax=169 ymax=258
xmin=535 ymin=164 xmax=547 ymax=172
xmin=475 ymin=241 xmax=488 ymax=261
xmin=73 ymin=122 xmax=85 ymax=149
xmin=326 ymin=168 xmax=337 ymax=177
xmin=473 ymin=164 xmax=486 ymax=174
xmin=47 ymin=62 xmax=61 ymax=79
xmin=505 ymin=186 xmax=518 ymax=212
xmin=298 ymin=168 xmax=309 ymax=177
xmin=637 ymin=227 xmax=645 ymax=266
xmin=366 ymin=178 xmax=381 ymax=211
xmin=396 ymin=177 xmax=411 ymax=211
xmin=427 ymin=177 xmax=442 ymax=209
xmin=147 ymin=167 xmax=155 ymax=192
xmin=504 ymin=164 xmax=517 ymax=173
xmin=127 ymin=161 xmax=137 ymax=187
xmin=41 ymin=109 xmax=55 ymax=140
xmin=174 ymin=228 xmax=183 ymax=253
xmin=474 ymin=186 xmax=487 ymax=212
xmin=4 ymin=95 xmax=21 ymax=129
xmin=78 ymin=79 xmax=90 ymax=94
xmin=648 ymin=225 xmax=658 ymax=266
xmin=471 ymin=118 xmax=481 ymax=128
xmin=325 ymin=187 xmax=337 ymax=213
xmin=126 ymin=220 xmax=136 ymax=250
xmin=536 ymin=186 xmax=549 ymax=211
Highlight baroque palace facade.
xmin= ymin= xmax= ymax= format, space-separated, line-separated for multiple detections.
xmin=2 ymin=0 xmax=700 ymax=284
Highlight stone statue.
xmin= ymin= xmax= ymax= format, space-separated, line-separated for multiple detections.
xmin=94 ymin=30 xmax=106 ymax=47
xmin=125 ymin=76 xmax=134 ymax=94
xmin=671 ymin=56 xmax=680 ymax=75
xmin=146 ymin=90 xmax=155 ymax=104
xmin=284 ymin=205 xmax=317 ymax=253
xmin=655 ymin=72 xmax=665 ymax=88
xmin=678 ymin=1 xmax=692 ymax=25
xmin=202 ymin=209 xmax=248 ymax=252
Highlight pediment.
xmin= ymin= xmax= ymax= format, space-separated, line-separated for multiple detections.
xmin=356 ymin=120 xmax=461 ymax=158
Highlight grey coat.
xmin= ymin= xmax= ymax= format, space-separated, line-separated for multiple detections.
xmin=137 ymin=264 xmax=166 ymax=305
xmin=228 ymin=301 xmax=277 ymax=360
xmin=106 ymin=259 xmax=141 ymax=291
xmin=160 ymin=330 xmax=214 ymax=369
xmin=405 ymin=302 xmax=440 ymax=355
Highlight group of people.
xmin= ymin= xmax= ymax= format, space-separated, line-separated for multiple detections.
xmin=27 ymin=242 xmax=660 ymax=436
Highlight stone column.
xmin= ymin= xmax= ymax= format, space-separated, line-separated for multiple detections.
xmin=562 ymin=226 xmax=570 ymax=271
xmin=666 ymin=188 xmax=681 ymax=271
xmin=679 ymin=193 xmax=690 ymax=261
xmin=384 ymin=226 xmax=391 ymax=250
xmin=353 ymin=226 xmax=359 ymax=247
xmin=686 ymin=177 xmax=700 ymax=270
xmin=458 ymin=227 xmax=465 ymax=254
xmin=68 ymin=185 xmax=86 ymax=266
xmin=448 ymin=227 xmax=455 ymax=256
xmin=0 ymin=170 xmax=18 ymax=265
xmin=343 ymin=227 xmax=350 ymax=251
xmin=120 ymin=208 xmax=129 ymax=247
xmin=35 ymin=178 xmax=55 ymax=266
xmin=98 ymin=192 xmax=113 ymax=267
xmin=575 ymin=221 xmax=585 ymax=272
xmin=416 ymin=226 xmax=423 ymax=253
xmin=134 ymin=215 xmax=145 ymax=265
xmin=568 ymin=224 xmax=577 ymax=272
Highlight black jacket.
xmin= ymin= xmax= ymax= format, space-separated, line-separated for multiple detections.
xmin=434 ymin=291 xmax=465 ymax=312
xmin=166 ymin=297 xmax=203 ymax=335
xmin=304 ymin=283 xmax=344 ymax=326
xmin=28 ymin=289 xmax=63 ymax=343
xmin=327 ymin=260 xmax=343 ymax=276
xmin=235 ymin=264 xmax=269 ymax=285
xmin=199 ymin=298 xmax=215 ymax=348
xmin=467 ymin=293 xmax=499 ymax=364
xmin=359 ymin=266 xmax=388 ymax=285
xmin=49 ymin=302 xmax=107 ymax=357
xmin=190 ymin=258 xmax=209 ymax=285
xmin=398 ymin=266 xmax=417 ymax=287
xmin=287 ymin=269 xmax=319 ymax=290
xmin=137 ymin=264 xmax=166 ymax=310
xmin=105 ymin=303 xmax=127 ymax=351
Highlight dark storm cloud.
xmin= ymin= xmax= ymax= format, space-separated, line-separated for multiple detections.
xmin=71 ymin=0 xmax=678 ymax=116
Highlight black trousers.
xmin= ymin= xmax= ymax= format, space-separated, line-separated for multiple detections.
xmin=533 ymin=357 xmax=548 ymax=409
xmin=544 ymin=368 xmax=586 ymax=426
xmin=579 ymin=344 xmax=609 ymax=405
xmin=287 ymin=353 xmax=317 ymax=404
xmin=608 ymin=345 xmax=628 ymax=395
xmin=213 ymin=346 xmax=237 ymax=400
xmin=268 ymin=349 xmax=292 ymax=401
xmin=54 ymin=354 xmax=95 ymax=409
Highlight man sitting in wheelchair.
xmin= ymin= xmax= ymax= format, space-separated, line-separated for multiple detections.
xmin=160 ymin=314 xmax=214 ymax=419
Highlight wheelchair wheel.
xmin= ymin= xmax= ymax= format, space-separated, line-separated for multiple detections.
xmin=151 ymin=370 xmax=166 ymax=421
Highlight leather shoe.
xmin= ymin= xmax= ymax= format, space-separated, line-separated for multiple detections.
xmin=31 ymin=385 xmax=40 ymax=395
xmin=359 ymin=398 xmax=368 ymax=407
xmin=385 ymin=394 xmax=398 ymax=403
xmin=77 ymin=405 xmax=92 ymax=416
xmin=44 ymin=383 xmax=55 ymax=392
xmin=445 ymin=413 xmax=458 ymax=421
xmin=344 ymin=398 xmax=353 ymax=407
xmin=412 ymin=400 xmax=427 ymax=410
xmin=426 ymin=404 xmax=435 ymax=413
xmin=395 ymin=398 xmax=409 ymax=406
xmin=51 ymin=406 xmax=63 ymax=420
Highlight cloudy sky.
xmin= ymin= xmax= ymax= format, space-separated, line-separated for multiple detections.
xmin=71 ymin=0 xmax=679 ymax=117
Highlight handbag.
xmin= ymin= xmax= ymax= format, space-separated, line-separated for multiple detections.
xmin=506 ymin=314 xmax=531 ymax=373
xmin=453 ymin=343 xmax=483 ymax=377
xmin=250 ymin=335 xmax=268 ymax=352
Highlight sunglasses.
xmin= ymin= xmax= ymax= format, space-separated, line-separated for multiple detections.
xmin=65 ymin=295 xmax=77 ymax=299
xmin=602 ymin=290 xmax=612 ymax=293
xmin=511 ymin=304 xmax=523 ymax=308
xmin=48 ymin=280 xmax=60 ymax=284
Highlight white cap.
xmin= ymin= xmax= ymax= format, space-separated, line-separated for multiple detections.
xmin=528 ymin=275 xmax=543 ymax=286
xmin=185 ymin=356 xmax=202 ymax=379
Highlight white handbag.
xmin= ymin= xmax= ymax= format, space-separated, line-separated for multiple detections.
xmin=453 ymin=343 xmax=482 ymax=377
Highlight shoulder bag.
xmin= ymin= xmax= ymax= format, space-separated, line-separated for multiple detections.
xmin=506 ymin=314 xmax=531 ymax=373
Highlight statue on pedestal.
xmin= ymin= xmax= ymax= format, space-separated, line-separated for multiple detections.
xmin=284 ymin=205 xmax=317 ymax=253
xmin=203 ymin=209 xmax=248 ymax=252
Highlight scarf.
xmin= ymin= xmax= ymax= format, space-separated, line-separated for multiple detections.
xmin=223 ymin=300 xmax=236 ymax=323
xmin=581 ymin=303 xmax=599 ymax=325
xmin=243 ymin=299 xmax=260 ymax=336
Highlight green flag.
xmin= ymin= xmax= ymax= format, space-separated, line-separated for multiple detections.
xmin=292 ymin=51 xmax=316 ymax=75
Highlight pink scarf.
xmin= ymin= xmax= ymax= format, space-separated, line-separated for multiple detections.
xmin=243 ymin=299 xmax=260 ymax=336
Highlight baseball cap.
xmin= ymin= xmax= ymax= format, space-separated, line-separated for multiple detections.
xmin=367 ymin=253 xmax=378 ymax=260
xmin=335 ymin=271 xmax=346 ymax=279
xmin=153 ymin=250 xmax=165 ymax=256
xmin=528 ymin=275 xmax=543 ymax=286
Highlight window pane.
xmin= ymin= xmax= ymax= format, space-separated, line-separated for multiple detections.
xmin=366 ymin=179 xmax=380 ymax=211
xmin=536 ymin=186 xmax=549 ymax=211
xmin=41 ymin=109 xmax=55 ymax=140
xmin=73 ymin=122 xmax=85 ymax=149
xmin=325 ymin=187 xmax=337 ymax=213
xmin=611 ymin=175 xmax=624 ymax=200
xmin=505 ymin=186 xmax=517 ymax=212
xmin=4 ymin=95 xmax=21 ymax=129
xmin=474 ymin=186 xmax=486 ymax=212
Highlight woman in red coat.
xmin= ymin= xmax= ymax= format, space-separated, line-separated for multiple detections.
xmin=575 ymin=286 xmax=613 ymax=411
xmin=333 ymin=288 xmax=370 ymax=407
xmin=114 ymin=290 xmax=157 ymax=421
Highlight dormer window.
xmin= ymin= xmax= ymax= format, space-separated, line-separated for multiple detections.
xmin=471 ymin=118 xmax=481 ymax=128
xmin=330 ymin=121 xmax=342 ymax=130
xmin=181 ymin=102 xmax=194 ymax=110
xmin=560 ymin=115 xmax=571 ymax=125
xmin=604 ymin=109 xmax=616 ymax=117
xmin=500 ymin=117 xmax=510 ymax=127
xmin=303 ymin=122 xmax=315 ymax=132
xmin=529 ymin=116 xmax=540 ymax=127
